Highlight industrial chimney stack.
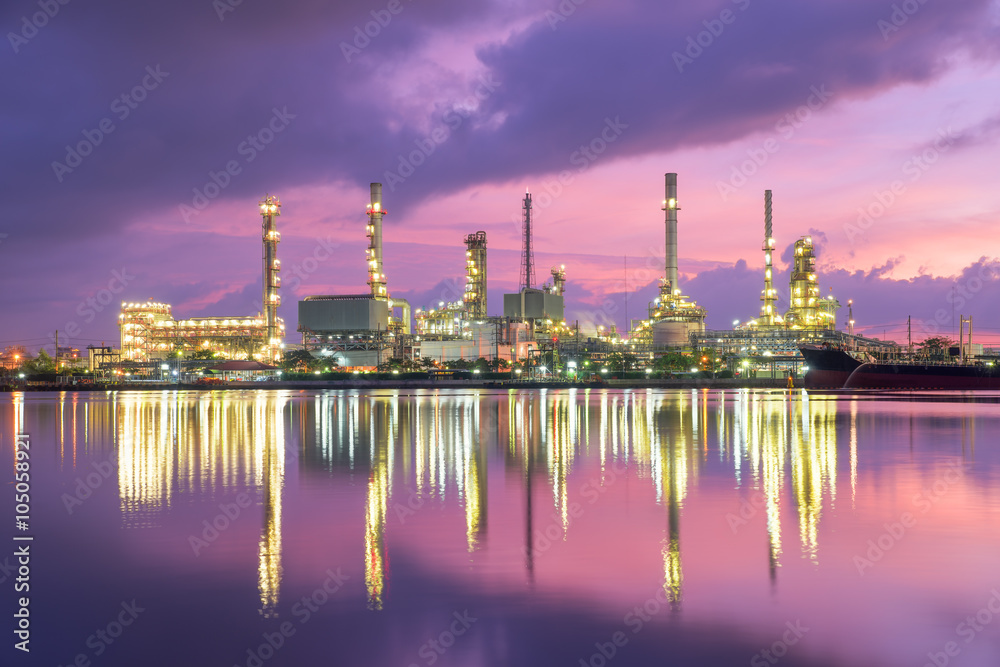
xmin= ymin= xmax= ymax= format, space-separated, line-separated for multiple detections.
xmin=663 ymin=173 xmax=679 ymax=296
xmin=367 ymin=183 xmax=387 ymax=299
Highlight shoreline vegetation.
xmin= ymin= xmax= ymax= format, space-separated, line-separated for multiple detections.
xmin=0 ymin=377 xmax=797 ymax=392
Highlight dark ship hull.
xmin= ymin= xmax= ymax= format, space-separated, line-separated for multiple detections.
xmin=844 ymin=362 xmax=1000 ymax=390
xmin=799 ymin=345 xmax=862 ymax=389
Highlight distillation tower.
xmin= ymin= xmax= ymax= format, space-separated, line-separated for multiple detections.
xmin=464 ymin=231 xmax=488 ymax=320
xmin=758 ymin=190 xmax=783 ymax=328
xmin=261 ymin=194 xmax=282 ymax=362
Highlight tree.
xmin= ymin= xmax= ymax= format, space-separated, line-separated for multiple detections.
xmin=653 ymin=351 xmax=695 ymax=374
xmin=187 ymin=349 xmax=217 ymax=360
xmin=282 ymin=349 xmax=316 ymax=371
xmin=918 ymin=336 xmax=954 ymax=360
xmin=24 ymin=349 xmax=56 ymax=374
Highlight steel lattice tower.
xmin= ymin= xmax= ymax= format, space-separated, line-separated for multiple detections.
xmin=519 ymin=190 xmax=534 ymax=291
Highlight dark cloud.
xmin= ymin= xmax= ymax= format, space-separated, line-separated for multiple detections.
xmin=3 ymin=0 xmax=1000 ymax=346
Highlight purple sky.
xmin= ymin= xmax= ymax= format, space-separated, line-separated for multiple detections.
xmin=3 ymin=0 xmax=1000 ymax=352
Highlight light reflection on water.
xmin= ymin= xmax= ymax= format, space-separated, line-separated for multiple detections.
xmin=4 ymin=388 xmax=996 ymax=666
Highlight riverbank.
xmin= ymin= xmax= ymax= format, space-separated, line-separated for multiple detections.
xmin=0 ymin=377 xmax=798 ymax=392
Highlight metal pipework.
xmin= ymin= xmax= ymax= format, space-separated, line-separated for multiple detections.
xmin=663 ymin=173 xmax=679 ymax=296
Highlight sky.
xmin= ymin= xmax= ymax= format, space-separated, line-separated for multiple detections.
xmin=2 ymin=0 xmax=1000 ymax=353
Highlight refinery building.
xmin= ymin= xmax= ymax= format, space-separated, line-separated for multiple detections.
xmin=109 ymin=172 xmax=894 ymax=376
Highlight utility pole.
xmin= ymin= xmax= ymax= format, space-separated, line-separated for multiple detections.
xmin=624 ymin=255 xmax=628 ymax=341
xmin=959 ymin=316 xmax=965 ymax=364
xmin=907 ymin=316 xmax=911 ymax=357
xmin=54 ymin=329 xmax=58 ymax=372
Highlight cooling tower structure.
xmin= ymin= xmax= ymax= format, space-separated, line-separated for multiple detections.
xmin=643 ymin=173 xmax=706 ymax=347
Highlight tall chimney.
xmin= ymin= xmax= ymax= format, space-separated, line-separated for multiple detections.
xmin=367 ymin=183 xmax=387 ymax=299
xmin=663 ymin=173 xmax=679 ymax=296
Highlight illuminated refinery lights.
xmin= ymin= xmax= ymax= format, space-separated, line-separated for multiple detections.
xmin=366 ymin=183 xmax=388 ymax=300
xmin=463 ymin=231 xmax=488 ymax=320
xmin=260 ymin=194 xmax=282 ymax=363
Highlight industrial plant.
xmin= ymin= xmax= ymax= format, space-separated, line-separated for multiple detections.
xmin=105 ymin=171 xmax=893 ymax=379
xmin=118 ymin=195 xmax=285 ymax=367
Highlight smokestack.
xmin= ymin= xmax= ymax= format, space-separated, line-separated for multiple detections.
xmin=663 ymin=173 xmax=679 ymax=296
xmin=367 ymin=183 xmax=387 ymax=299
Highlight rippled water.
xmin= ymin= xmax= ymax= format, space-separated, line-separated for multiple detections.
xmin=2 ymin=388 xmax=1000 ymax=666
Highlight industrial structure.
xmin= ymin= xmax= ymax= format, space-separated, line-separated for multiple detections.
xmin=413 ymin=230 xmax=489 ymax=338
xmin=503 ymin=190 xmax=568 ymax=337
xmin=119 ymin=196 xmax=286 ymax=364
xmin=740 ymin=190 xmax=838 ymax=332
xmin=261 ymin=195 xmax=282 ymax=363
xmin=463 ymin=231 xmax=488 ymax=320
xmin=691 ymin=188 xmax=886 ymax=373
xmin=298 ymin=184 xmax=411 ymax=367
xmin=630 ymin=173 xmax=707 ymax=346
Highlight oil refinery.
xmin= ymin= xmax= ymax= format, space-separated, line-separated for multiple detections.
xmin=118 ymin=195 xmax=286 ymax=367
xmin=108 ymin=172 xmax=895 ymax=378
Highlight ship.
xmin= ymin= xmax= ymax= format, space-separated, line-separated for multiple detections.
xmin=801 ymin=344 xmax=1000 ymax=390
xmin=843 ymin=361 xmax=1000 ymax=390
xmin=800 ymin=345 xmax=862 ymax=389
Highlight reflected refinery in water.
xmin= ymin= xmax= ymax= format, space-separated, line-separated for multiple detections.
xmin=5 ymin=389 xmax=996 ymax=667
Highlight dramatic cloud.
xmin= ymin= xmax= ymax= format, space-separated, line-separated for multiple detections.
xmin=2 ymin=0 xmax=999 ymax=349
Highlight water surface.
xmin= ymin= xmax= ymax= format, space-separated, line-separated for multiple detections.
xmin=2 ymin=388 xmax=999 ymax=666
